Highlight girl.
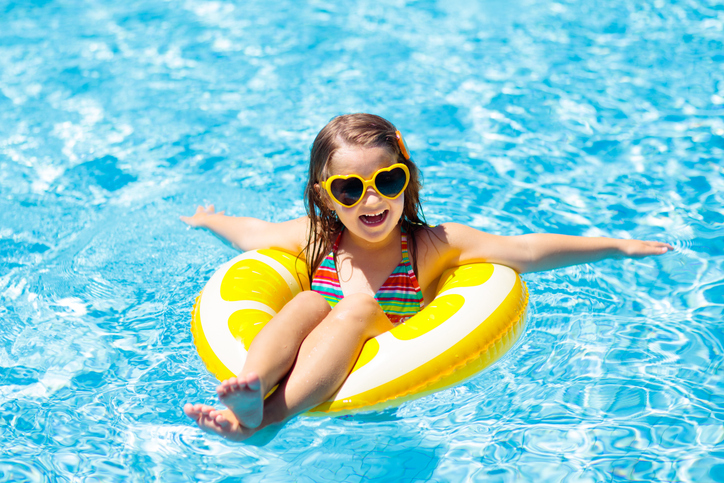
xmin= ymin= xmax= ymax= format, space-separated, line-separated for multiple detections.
xmin=181 ymin=113 xmax=672 ymax=442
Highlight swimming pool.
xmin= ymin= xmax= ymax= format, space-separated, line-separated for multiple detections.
xmin=1 ymin=0 xmax=722 ymax=480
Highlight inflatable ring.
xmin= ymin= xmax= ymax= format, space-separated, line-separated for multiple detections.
xmin=191 ymin=249 xmax=528 ymax=416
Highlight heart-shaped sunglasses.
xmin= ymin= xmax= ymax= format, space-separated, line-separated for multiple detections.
xmin=320 ymin=163 xmax=410 ymax=208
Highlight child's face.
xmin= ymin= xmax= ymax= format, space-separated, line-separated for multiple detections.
xmin=325 ymin=146 xmax=405 ymax=245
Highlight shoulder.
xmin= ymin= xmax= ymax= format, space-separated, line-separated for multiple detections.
xmin=410 ymin=224 xmax=465 ymax=281
xmin=414 ymin=222 xmax=493 ymax=254
xmin=407 ymin=224 xmax=469 ymax=298
xmin=412 ymin=222 xmax=508 ymax=274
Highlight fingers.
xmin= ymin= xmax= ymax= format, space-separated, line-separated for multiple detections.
xmin=181 ymin=205 xmax=222 ymax=226
xmin=180 ymin=214 xmax=199 ymax=227
xmin=194 ymin=204 xmax=215 ymax=214
xmin=621 ymin=239 xmax=675 ymax=258
xmin=646 ymin=240 xmax=674 ymax=254
xmin=206 ymin=205 xmax=225 ymax=216
xmin=630 ymin=240 xmax=674 ymax=257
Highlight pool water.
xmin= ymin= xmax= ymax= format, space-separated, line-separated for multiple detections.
xmin=1 ymin=0 xmax=723 ymax=481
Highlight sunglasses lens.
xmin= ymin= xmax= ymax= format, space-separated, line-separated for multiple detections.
xmin=330 ymin=177 xmax=364 ymax=206
xmin=375 ymin=167 xmax=408 ymax=198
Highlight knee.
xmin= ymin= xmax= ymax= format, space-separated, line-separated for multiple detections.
xmin=335 ymin=292 xmax=378 ymax=313
xmin=330 ymin=293 xmax=385 ymax=332
xmin=289 ymin=291 xmax=332 ymax=316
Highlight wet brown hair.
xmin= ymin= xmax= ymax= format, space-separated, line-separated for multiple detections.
xmin=303 ymin=113 xmax=428 ymax=280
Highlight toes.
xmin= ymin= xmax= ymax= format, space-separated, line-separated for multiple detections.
xmin=199 ymin=404 xmax=215 ymax=416
xmin=183 ymin=403 xmax=200 ymax=420
xmin=217 ymin=374 xmax=262 ymax=396
xmin=217 ymin=377 xmax=239 ymax=396
xmin=186 ymin=403 xmax=244 ymax=437
xmin=197 ymin=410 xmax=223 ymax=429
xmin=183 ymin=403 xmax=214 ymax=419
xmin=197 ymin=417 xmax=219 ymax=433
xmin=214 ymin=413 xmax=232 ymax=429
xmin=189 ymin=407 xmax=253 ymax=442
xmin=217 ymin=376 xmax=249 ymax=397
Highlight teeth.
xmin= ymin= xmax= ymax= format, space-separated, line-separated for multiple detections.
xmin=364 ymin=211 xmax=385 ymax=217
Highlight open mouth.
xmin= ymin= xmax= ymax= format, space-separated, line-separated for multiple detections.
xmin=360 ymin=210 xmax=388 ymax=226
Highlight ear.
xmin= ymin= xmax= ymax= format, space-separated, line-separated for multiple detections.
xmin=314 ymin=183 xmax=335 ymax=211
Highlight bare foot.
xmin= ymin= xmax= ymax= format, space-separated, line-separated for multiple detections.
xmin=183 ymin=403 xmax=256 ymax=442
xmin=216 ymin=373 xmax=264 ymax=429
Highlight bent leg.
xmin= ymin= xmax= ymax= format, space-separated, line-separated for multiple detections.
xmin=187 ymin=291 xmax=331 ymax=434
xmin=261 ymin=293 xmax=394 ymax=427
xmin=225 ymin=291 xmax=332 ymax=392
xmin=186 ymin=292 xmax=393 ymax=443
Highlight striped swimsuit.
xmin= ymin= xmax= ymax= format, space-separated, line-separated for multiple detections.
xmin=311 ymin=230 xmax=424 ymax=324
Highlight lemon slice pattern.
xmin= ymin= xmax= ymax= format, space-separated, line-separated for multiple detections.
xmin=191 ymin=249 xmax=528 ymax=416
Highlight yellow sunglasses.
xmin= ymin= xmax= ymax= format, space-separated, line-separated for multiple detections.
xmin=321 ymin=163 xmax=410 ymax=208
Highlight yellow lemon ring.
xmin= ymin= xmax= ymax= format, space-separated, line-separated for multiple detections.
xmin=191 ymin=249 xmax=528 ymax=416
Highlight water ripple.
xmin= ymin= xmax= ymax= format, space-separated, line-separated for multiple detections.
xmin=1 ymin=0 xmax=723 ymax=481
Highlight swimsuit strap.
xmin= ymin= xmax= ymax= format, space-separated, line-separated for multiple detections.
xmin=330 ymin=231 xmax=343 ymax=252
xmin=310 ymin=232 xmax=345 ymax=307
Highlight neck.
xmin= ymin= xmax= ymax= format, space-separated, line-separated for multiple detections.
xmin=341 ymin=225 xmax=402 ymax=255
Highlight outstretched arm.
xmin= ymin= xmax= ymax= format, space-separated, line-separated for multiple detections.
xmin=180 ymin=205 xmax=308 ymax=254
xmin=499 ymin=233 xmax=672 ymax=273
xmin=424 ymin=223 xmax=673 ymax=276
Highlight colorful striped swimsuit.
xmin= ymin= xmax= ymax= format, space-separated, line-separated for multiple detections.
xmin=311 ymin=230 xmax=424 ymax=324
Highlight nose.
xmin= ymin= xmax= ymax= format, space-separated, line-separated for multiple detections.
xmin=361 ymin=186 xmax=383 ymax=204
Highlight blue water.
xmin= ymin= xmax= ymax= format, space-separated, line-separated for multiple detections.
xmin=1 ymin=0 xmax=723 ymax=481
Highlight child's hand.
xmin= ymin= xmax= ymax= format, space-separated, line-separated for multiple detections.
xmin=619 ymin=239 xmax=674 ymax=258
xmin=180 ymin=205 xmax=225 ymax=228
